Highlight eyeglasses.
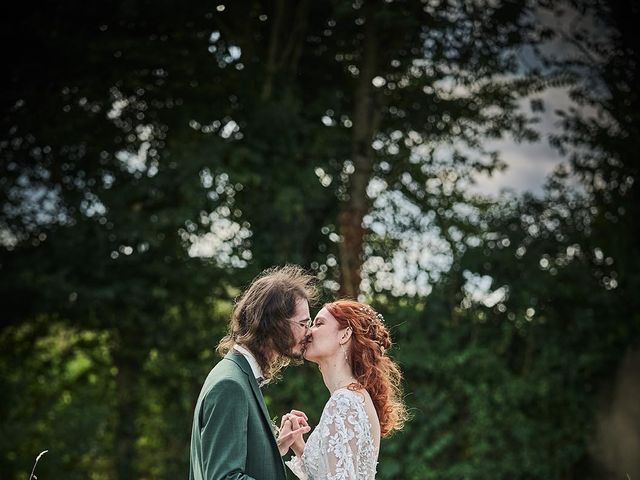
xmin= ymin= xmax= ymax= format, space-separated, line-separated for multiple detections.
xmin=289 ymin=319 xmax=312 ymax=329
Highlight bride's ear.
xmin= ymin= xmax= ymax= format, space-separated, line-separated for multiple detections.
xmin=340 ymin=326 xmax=352 ymax=344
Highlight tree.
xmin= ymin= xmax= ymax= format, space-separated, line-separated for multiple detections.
xmin=184 ymin=0 xmax=551 ymax=296
xmin=313 ymin=0 xmax=547 ymax=296
xmin=1 ymin=2 xmax=247 ymax=477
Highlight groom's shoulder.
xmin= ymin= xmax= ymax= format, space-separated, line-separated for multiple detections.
xmin=200 ymin=355 xmax=248 ymax=395
xmin=196 ymin=373 xmax=249 ymax=422
xmin=212 ymin=357 xmax=243 ymax=380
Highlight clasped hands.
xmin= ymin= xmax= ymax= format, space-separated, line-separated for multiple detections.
xmin=276 ymin=409 xmax=310 ymax=456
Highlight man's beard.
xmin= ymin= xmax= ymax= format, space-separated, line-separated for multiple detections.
xmin=285 ymin=340 xmax=308 ymax=362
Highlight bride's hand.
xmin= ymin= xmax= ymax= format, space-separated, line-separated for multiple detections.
xmin=286 ymin=409 xmax=309 ymax=426
xmin=288 ymin=415 xmax=308 ymax=457
xmin=284 ymin=410 xmax=310 ymax=448
xmin=277 ymin=413 xmax=310 ymax=456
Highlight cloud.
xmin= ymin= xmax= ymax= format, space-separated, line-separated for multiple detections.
xmin=469 ymin=87 xmax=579 ymax=198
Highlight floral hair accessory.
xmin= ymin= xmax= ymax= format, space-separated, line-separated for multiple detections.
xmin=358 ymin=305 xmax=384 ymax=323
xmin=356 ymin=304 xmax=387 ymax=354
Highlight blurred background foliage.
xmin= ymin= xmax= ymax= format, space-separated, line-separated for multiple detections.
xmin=1 ymin=0 xmax=638 ymax=479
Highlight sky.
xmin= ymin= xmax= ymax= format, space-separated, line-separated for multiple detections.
xmin=471 ymin=1 xmax=605 ymax=199
xmin=470 ymin=86 xmax=575 ymax=199
xmin=360 ymin=83 xmax=587 ymax=297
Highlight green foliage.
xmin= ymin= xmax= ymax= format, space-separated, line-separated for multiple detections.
xmin=0 ymin=321 xmax=114 ymax=479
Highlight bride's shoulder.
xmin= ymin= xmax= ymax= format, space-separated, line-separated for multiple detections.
xmin=329 ymin=387 xmax=367 ymax=406
xmin=338 ymin=385 xmax=369 ymax=397
xmin=324 ymin=388 xmax=379 ymax=434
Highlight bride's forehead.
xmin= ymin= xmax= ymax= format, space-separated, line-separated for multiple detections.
xmin=314 ymin=307 xmax=337 ymax=322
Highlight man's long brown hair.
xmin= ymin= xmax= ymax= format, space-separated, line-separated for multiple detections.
xmin=217 ymin=265 xmax=317 ymax=380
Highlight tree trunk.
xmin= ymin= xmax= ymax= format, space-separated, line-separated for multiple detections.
xmin=338 ymin=1 xmax=379 ymax=298
xmin=592 ymin=348 xmax=640 ymax=478
xmin=261 ymin=0 xmax=310 ymax=101
xmin=261 ymin=0 xmax=286 ymax=101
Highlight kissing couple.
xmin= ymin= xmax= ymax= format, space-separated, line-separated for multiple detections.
xmin=189 ymin=265 xmax=408 ymax=480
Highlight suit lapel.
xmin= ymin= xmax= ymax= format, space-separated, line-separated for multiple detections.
xmin=225 ymin=350 xmax=284 ymax=469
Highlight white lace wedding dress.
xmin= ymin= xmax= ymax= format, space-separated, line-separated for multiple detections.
xmin=285 ymin=388 xmax=378 ymax=480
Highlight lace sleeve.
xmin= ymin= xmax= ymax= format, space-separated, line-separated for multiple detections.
xmin=284 ymin=455 xmax=308 ymax=480
xmin=285 ymin=390 xmax=376 ymax=480
xmin=320 ymin=390 xmax=370 ymax=480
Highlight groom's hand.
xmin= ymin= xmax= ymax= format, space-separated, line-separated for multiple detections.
xmin=288 ymin=416 xmax=307 ymax=458
xmin=286 ymin=410 xmax=309 ymax=427
xmin=277 ymin=414 xmax=310 ymax=456
xmin=288 ymin=409 xmax=308 ymax=422
xmin=278 ymin=411 xmax=309 ymax=432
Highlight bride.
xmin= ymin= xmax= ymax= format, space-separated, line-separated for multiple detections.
xmin=278 ymin=300 xmax=408 ymax=479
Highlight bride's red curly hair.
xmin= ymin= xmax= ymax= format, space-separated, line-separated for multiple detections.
xmin=325 ymin=299 xmax=409 ymax=437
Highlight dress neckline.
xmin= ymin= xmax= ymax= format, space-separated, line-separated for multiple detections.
xmin=332 ymin=386 xmax=365 ymax=398
xmin=289 ymin=384 xmax=380 ymax=478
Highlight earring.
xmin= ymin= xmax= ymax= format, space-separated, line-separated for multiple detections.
xmin=340 ymin=343 xmax=349 ymax=363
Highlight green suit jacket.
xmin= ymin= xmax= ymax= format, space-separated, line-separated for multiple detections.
xmin=189 ymin=350 xmax=287 ymax=480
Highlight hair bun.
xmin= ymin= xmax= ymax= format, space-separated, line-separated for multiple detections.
xmin=371 ymin=321 xmax=391 ymax=354
xmin=378 ymin=328 xmax=392 ymax=350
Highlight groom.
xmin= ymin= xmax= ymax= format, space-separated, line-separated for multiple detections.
xmin=189 ymin=265 xmax=316 ymax=480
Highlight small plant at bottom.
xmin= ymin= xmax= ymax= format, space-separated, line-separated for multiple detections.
xmin=29 ymin=450 xmax=48 ymax=480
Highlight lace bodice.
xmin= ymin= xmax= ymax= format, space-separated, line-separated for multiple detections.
xmin=285 ymin=388 xmax=378 ymax=480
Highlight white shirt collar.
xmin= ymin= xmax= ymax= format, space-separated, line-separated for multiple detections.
xmin=233 ymin=344 xmax=266 ymax=384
